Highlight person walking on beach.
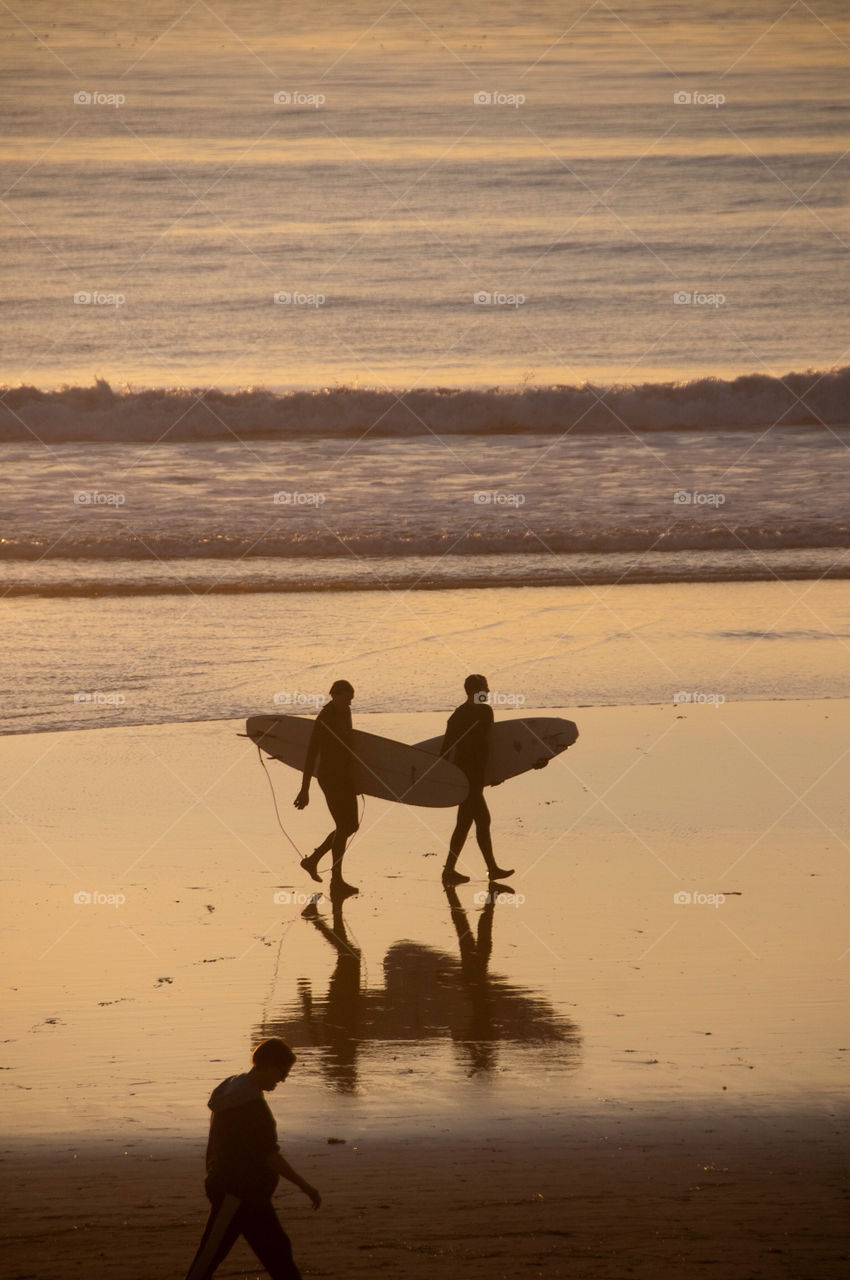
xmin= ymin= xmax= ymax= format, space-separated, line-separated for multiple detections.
xmin=184 ymin=1037 xmax=320 ymax=1280
xmin=295 ymin=678 xmax=360 ymax=897
xmin=440 ymin=674 xmax=514 ymax=886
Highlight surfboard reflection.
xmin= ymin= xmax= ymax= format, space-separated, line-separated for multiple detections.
xmin=256 ymin=888 xmax=581 ymax=1093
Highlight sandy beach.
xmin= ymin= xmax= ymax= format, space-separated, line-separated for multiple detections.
xmin=4 ymin=2 xmax=850 ymax=1274
xmin=2 ymin=699 xmax=848 ymax=1276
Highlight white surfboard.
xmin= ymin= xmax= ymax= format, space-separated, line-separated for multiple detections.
xmin=246 ymin=715 xmax=469 ymax=808
xmin=414 ymin=716 xmax=578 ymax=787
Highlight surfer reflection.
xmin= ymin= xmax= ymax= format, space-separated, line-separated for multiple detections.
xmin=297 ymin=896 xmax=362 ymax=1093
xmin=440 ymin=674 xmax=515 ymax=886
xmin=294 ymin=679 xmax=359 ymax=899
xmin=258 ymin=892 xmax=580 ymax=1092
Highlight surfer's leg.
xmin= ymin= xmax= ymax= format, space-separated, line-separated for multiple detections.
xmin=443 ymin=798 xmax=474 ymax=883
xmin=301 ymin=831 xmax=334 ymax=882
xmin=326 ymin=786 xmax=359 ymax=896
xmin=473 ymin=794 xmax=514 ymax=881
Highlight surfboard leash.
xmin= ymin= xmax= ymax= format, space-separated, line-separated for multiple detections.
xmin=256 ymin=745 xmax=307 ymax=860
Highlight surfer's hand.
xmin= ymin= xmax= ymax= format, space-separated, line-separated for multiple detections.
xmin=533 ymin=758 xmax=549 ymax=769
xmin=305 ymin=1184 xmax=321 ymax=1210
xmin=294 ymin=788 xmax=309 ymax=809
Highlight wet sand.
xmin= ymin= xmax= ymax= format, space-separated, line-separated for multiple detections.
xmin=1 ymin=1112 xmax=847 ymax=1279
xmin=1 ymin=699 xmax=848 ymax=1274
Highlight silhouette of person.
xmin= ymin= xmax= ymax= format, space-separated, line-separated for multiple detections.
xmin=258 ymin=894 xmax=581 ymax=1087
xmin=440 ymin=674 xmax=513 ymax=885
xmin=298 ymin=895 xmax=362 ymax=1093
xmin=184 ymin=1038 xmax=320 ymax=1280
xmin=295 ymin=679 xmax=359 ymax=898
xmin=443 ymin=880 xmax=498 ymax=1072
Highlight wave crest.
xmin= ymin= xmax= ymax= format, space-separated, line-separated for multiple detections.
xmin=2 ymin=368 xmax=848 ymax=441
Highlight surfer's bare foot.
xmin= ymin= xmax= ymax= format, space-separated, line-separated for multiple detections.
xmin=442 ymin=868 xmax=470 ymax=886
xmin=300 ymin=852 xmax=323 ymax=883
xmin=330 ymin=880 xmax=359 ymax=899
xmin=488 ymin=866 xmax=514 ymax=881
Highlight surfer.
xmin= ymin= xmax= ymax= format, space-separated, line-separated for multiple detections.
xmin=440 ymin=674 xmax=514 ymax=886
xmin=294 ymin=679 xmax=360 ymax=897
xmin=184 ymin=1037 xmax=320 ymax=1280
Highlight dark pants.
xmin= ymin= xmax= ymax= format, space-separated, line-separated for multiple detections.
xmin=185 ymin=1189 xmax=301 ymax=1280
xmin=448 ymin=786 xmax=495 ymax=866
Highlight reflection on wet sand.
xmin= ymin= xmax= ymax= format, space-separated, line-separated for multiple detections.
xmin=257 ymin=887 xmax=581 ymax=1093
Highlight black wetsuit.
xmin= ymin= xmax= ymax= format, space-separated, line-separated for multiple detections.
xmin=309 ymin=701 xmax=358 ymax=838
xmin=442 ymin=700 xmax=495 ymax=865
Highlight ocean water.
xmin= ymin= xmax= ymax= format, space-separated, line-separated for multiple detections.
xmin=2 ymin=0 xmax=849 ymax=731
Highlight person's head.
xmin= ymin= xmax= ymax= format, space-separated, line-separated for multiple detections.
xmin=464 ymin=673 xmax=489 ymax=703
xmin=329 ymin=679 xmax=354 ymax=706
xmin=250 ymin=1038 xmax=296 ymax=1090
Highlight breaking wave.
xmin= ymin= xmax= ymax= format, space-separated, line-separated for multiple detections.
xmin=2 ymin=367 xmax=848 ymax=441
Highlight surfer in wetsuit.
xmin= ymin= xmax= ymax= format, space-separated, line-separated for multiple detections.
xmin=294 ymin=679 xmax=359 ymax=898
xmin=440 ymin=674 xmax=514 ymax=886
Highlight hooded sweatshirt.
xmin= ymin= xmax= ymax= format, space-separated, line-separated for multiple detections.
xmin=204 ymin=1073 xmax=280 ymax=1203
